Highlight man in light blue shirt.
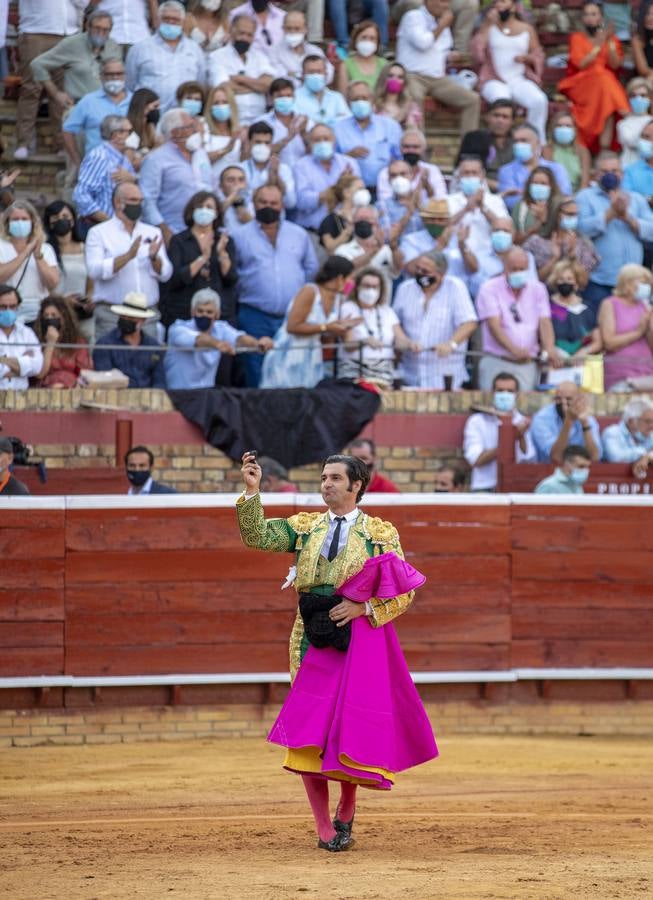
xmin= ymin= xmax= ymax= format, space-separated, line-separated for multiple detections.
xmin=623 ymin=120 xmax=653 ymax=198
xmin=233 ymin=183 xmax=318 ymax=386
xmin=530 ymin=382 xmax=602 ymax=464
xmin=62 ymin=57 xmax=132 ymax=162
xmin=577 ymin=151 xmax=653 ymax=312
xmin=293 ymin=123 xmax=362 ymax=231
xmin=333 ymin=81 xmax=402 ymax=191
xmin=125 ymin=1 xmax=205 ymax=111
xmin=497 ymin=123 xmax=571 ymax=211
xmin=165 ymin=288 xmax=273 ymax=389
xmin=294 ymin=55 xmax=350 ymax=128
xmin=534 ymin=444 xmax=591 ymax=494
xmin=602 ymin=396 xmax=653 ymax=477
xmin=73 ymin=115 xmax=135 ymax=222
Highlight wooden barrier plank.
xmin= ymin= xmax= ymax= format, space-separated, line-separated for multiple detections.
xmin=0 ymin=527 xmax=65 ymax=559
xmin=511 ymin=639 xmax=653 ymax=668
xmin=0 ymin=510 xmax=65 ymax=530
xmin=512 ymin=581 xmax=653 ymax=608
xmin=396 ymin=523 xmax=510 ymax=555
xmin=3 ymin=559 xmax=64 ymax=590
xmin=0 ymin=647 xmax=64 ymax=676
xmin=512 ymin=607 xmax=653 ymax=641
xmin=0 ymin=590 xmax=64 ymax=621
xmin=411 ymin=586 xmax=511 ymax=612
xmin=511 ymin=518 xmax=653 ymax=552
xmin=395 ymin=612 xmax=510 ymax=643
xmin=0 ymin=622 xmax=63 ymax=647
xmin=512 ymin=549 xmax=653 ymax=584
xmin=413 ymin=555 xmax=510 ymax=585
xmin=65 ymin=582 xmax=297 ymax=614
xmin=66 ymin=642 xmax=288 ymax=675
xmin=363 ymin=505 xmax=511 ymax=525
xmin=402 ymin=642 xmax=511 ymax=671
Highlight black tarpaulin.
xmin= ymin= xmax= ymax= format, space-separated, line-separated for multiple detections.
xmin=167 ymin=381 xmax=381 ymax=468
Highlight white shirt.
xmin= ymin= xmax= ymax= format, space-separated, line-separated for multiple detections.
xmin=0 ymin=240 xmax=60 ymax=324
xmin=0 ymin=321 xmax=44 ymax=389
xmin=335 ymin=241 xmax=397 ymax=297
xmin=376 ymin=161 xmax=448 ymax=204
xmin=397 ymin=7 xmax=453 ymax=79
xmin=259 ymin=111 xmax=313 ymax=169
xmin=208 ymin=44 xmax=276 ymax=125
xmin=241 ymin=158 xmax=296 ymax=209
xmin=446 ymin=189 xmax=509 ymax=258
xmin=464 ymin=410 xmax=535 ymax=490
xmin=271 ymin=40 xmax=333 ymax=87
xmin=338 ymin=300 xmax=399 ymax=365
xmin=18 ymin=0 xmax=85 ymax=35
xmin=320 ymin=507 xmax=360 ymax=559
xmin=84 ymin=216 xmax=172 ymax=307
xmin=617 ymin=114 xmax=653 ymax=169
xmin=95 ymin=0 xmax=152 ymax=46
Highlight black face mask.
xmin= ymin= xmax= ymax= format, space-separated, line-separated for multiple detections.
xmin=51 ymin=219 xmax=72 ymax=237
xmin=354 ymin=221 xmax=373 ymax=239
xmin=402 ymin=151 xmax=420 ymax=167
xmin=252 ymin=0 xmax=268 ymax=10
xmin=255 ymin=206 xmax=280 ymax=225
xmin=233 ymin=39 xmax=251 ymax=55
xmin=146 ymin=108 xmax=160 ymax=125
xmin=556 ymin=282 xmax=575 ymax=298
xmin=498 ymin=8 xmax=511 ymax=22
xmin=126 ymin=469 xmax=150 ymax=487
xmin=43 ymin=317 xmax=62 ymax=330
xmin=118 ymin=318 xmax=138 ymax=336
xmin=417 ymin=274 xmax=437 ymax=288
xmin=122 ymin=202 xmax=142 ymax=222
xmin=586 ymin=24 xmax=600 ymax=36
xmin=433 ymin=488 xmax=450 ymax=493
xmin=194 ymin=315 xmax=212 ymax=332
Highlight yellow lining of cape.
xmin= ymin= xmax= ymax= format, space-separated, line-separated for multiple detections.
xmin=283 ymin=747 xmax=396 ymax=787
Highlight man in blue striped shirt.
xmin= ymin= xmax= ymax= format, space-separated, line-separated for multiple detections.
xmin=73 ymin=115 xmax=136 ymax=225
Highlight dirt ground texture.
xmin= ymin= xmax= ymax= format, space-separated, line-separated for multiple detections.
xmin=1 ymin=733 xmax=652 ymax=900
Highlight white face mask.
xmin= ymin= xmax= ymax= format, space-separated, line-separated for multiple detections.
xmin=185 ymin=132 xmax=203 ymax=152
xmin=284 ymin=32 xmax=304 ymax=48
xmin=390 ymin=175 xmax=412 ymax=197
xmin=352 ymin=188 xmax=371 ymax=207
xmin=201 ymin=0 xmax=222 ymax=8
xmin=355 ymin=39 xmax=377 ymax=57
xmin=251 ymin=142 xmax=271 ymax=164
xmin=358 ymin=286 xmax=380 ymax=305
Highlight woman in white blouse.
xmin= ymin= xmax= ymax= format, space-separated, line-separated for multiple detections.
xmin=0 ymin=201 xmax=60 ymax=325
xmin=203 ymin=83 xmax=243 ymax=176
xmin=338 ymin=266 xmax=419 ymax=387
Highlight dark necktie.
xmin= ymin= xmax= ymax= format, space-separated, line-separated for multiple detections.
xmin=327 ymin=517 xmax=345 ymax=561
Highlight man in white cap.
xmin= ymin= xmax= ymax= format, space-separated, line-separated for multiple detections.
xmin=93 ymin=292 xmax=166 ymax=387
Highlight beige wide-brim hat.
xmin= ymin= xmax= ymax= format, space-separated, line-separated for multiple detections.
xmin=110 ymin=292 xmax=155 ymax=319
xmin=419 ymin=198 xmax=450 ymax=220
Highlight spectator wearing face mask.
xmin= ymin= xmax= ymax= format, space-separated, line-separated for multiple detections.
xmin=93 ymin=292 xmax=166 ymax=388
xmin=548 ymin=260 xmax=601 ymax=358
xmin=598 ymin=263 xmax=653 ymax=392
xmin=0 ymin=284 xmax=43 ymax=390
xmin=530 ymin=381 xmax=602 ymax=464
xmin=458 ymin=215 xmax=537 ymax=300
xmin=335 ymin=19 xmax=386 ymax=95
xmin=202 ymin=84 xmax=243 ymax=176
xmin=617 ymin=78 xmax=653 ymax=170
xmin=208 ymin=14 xmax=275 ymax=126
xmin=233 ymin=183 xmax=318 ymax=386
xmin=139 ymin=108 xmax=213 ymax=242
xmin=577 ymin=152 xmax=653 ymax=314
xmin=317 ymin=174 xmax=370 ymax=255
xmin=124 ymin=89 xmax=162 ymax=171
xmin=94 ymin=0 xmax=158 ymax=52
xmin=433 ymin=462 xmax=466 ymax=493
xmin=260 ymin=79 xmax=313 ymax=170
xmin=522 ymin=197 xmax=599 ymax=286
xmin=176 ymin=81 xmax=207 ymax=128
xmin=622 ymin=120 xmax=653 ymax=201
xmin=511 ymin=166 xmax=561 ymax=242
xmin=335 ymin=206 xmax=399 ymax=291
xmin=272 ymin=10 xmax=332 ymax=88
xmin=374 ymin=62 xmax=422 ymax=129
xmin=476 ymin=247 xmax=561 ymax=391
xmin=241 ymin=121 xmax=297 ymax=210
xmin=602 ymin=396 xmax=653 ymax=478
xmin=534 ymin=444 xmax=592 ymax=495
xmin=446 ymin=156 xmax=508 ymax=260
xmin=376 ymin=128 xmax=447 ymax=205
xmin=294 ymin=55 xmax=351 ymax=128
xmin=124 ymin=445 xmax=177 ymax=495
xmin=73 ymin=115 xmax=136 ymax=227
xmin=294 ymin=124 xmax=361 ymax=232
xmin=43 ymin=201 xmax=94 ymax=342
xmin=542 ymin=111 xmax=591 ymax=193
xmin=165 ymin=287 xmax=272 ymax=389
xmin=333 ymin=81 xmax=402 ymax=194
xmin=33 ymin=295 xmax=92 ymax=388
xmin=498 ymin=123 xmax=571 ymax=212
xmin=347 ymin=438 xmax=400 ymax=493
xmin=85 ymin=182 xmax=172 ymax=338
xmin=125 ymin=0 xmax=206 ymax=113
xmin=218 ymin=165 xmax=254 ymax=234
xmin=378 ymin=159 xmax=427 ymax=248
xmin=229 ymin=0 xmax=285 ymax=59
xmin=393 ymin=250 xmax=477 ymax=390
xmin=463 ymin=371 xmax=535 ymax=492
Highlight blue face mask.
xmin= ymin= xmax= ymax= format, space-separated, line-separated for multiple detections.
xmin=89 ymin=32 xmax=106 ymax=49
xmin=211 ymin=103 xmax=231 ymax=122
xmin=160 ymin=22 xmax=183 ymax=41
xmin=274 ymin=96 xmax=295 ymax=115
xmin=631 ymin=95 xmax=651 ymax=115
xmin=508 ymin=270 xmax=528 ymax=290
xmin=638 ymin=137 xmax=653 ymax=160
xmin=635 ymin=281 xmax=652 ymax=302
xmin=8 ymin=219 xmax=32 ymax=239
xmin=529 ymin=182 xmax=551 ymax=202
xmin=493 ymin=390 xmax=516 ymax=413
xmin=491 ymin=230 xmax=513 ymax=253
xmin=0 ymin=308 xmax=17 ymax=328
xmin=460 ymin=176 xmax=482 ymax=197
xmin=513 ymin=141 xmax=533 ymax=163
xmin=553 ymin=125 xmax=575 ymax=146
xmin=600 ymin=171 xmax=620 ymax=192
xmin=312 ymin=140 xmax=334 ymax=161
xmin=193 ymin=206 xmax=216 ymax=227
xmin=350 ymin=99 xmax=372 ymax=120
xmin=570 ymin=467 xmax=589 ymax=485
xmin=560 ymin=214 xmax=578 ymax=231
xmin=304 ymin=73 xmax=325 ymax=93
xmin=182 ymin=98 xmax=202 ymax=117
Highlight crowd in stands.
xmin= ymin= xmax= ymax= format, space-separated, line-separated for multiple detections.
xmin=2 ymin=0 xmax=653 ymax=494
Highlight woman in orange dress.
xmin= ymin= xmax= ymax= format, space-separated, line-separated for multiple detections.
xmin=559 ymin=2 xmax=629 ymax=154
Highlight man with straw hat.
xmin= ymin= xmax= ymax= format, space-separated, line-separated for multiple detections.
xmin=93 ymin=292 xmax=166 ymax=387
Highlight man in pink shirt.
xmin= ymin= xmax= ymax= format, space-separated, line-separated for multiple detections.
xmin=476 ymin=247 xmax=561 ymax=390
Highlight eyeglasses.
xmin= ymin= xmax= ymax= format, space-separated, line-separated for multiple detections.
xmin=509 ymin=303 xmax=522 ymax=324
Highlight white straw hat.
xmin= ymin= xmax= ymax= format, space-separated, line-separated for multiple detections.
xmin=109 ymin=292 xmax=155 ymax=319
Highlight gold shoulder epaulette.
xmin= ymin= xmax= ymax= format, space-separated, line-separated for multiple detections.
xmin=362 ymin=515 xmax=399 ymax=545
xmin=287 ymin=511 xmax=325 ymax=534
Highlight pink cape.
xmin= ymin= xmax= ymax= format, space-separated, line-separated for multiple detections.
xmin=267 ymin=555 xmax=438 ymax=788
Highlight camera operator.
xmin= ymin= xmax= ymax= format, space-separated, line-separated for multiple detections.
xmin=0 ymin=437 xmax=30 ymax=495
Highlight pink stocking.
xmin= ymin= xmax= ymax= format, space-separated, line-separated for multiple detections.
xmin=337 ymin=782 xmax=357 ymax=823
xmin=301 ymin=775 xmax=336 ymax=842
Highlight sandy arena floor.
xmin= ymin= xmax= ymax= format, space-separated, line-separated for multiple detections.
xmin=1 ymin=733 xmax=652 ymax=900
